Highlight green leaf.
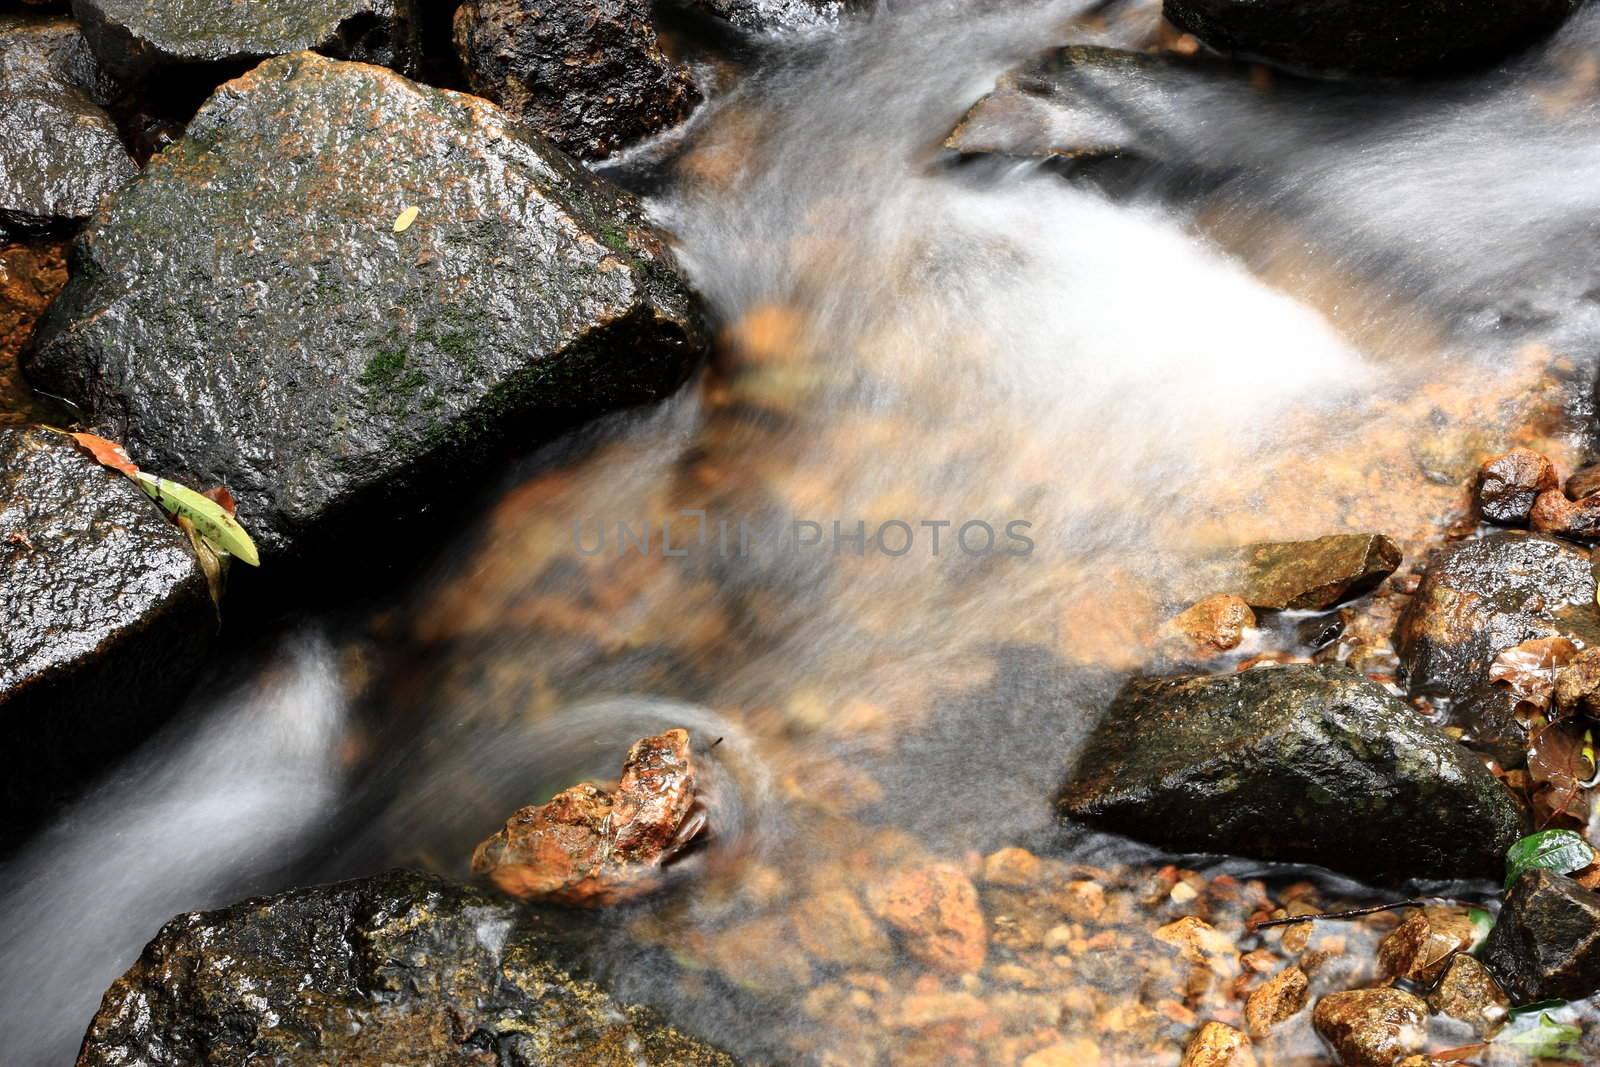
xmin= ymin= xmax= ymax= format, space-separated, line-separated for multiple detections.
xmin=1467 ymin=907 xmax=1495 ymax=953
xmin=135 ymin=473 xmax=260 ymax=567
xmin=1494 ymin=1011 xmax=1582 ymax=1060
xmin=1505 ymin=829 xmax=1595 ymax=891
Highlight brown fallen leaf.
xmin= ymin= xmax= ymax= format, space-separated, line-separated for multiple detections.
xmin=1490 ymin=637 xmax=1579 ymax=709
xmin=67 ymin=431 xmax=139 ymax=478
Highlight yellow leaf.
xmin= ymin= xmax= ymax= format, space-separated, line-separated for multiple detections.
xmin=393 ymin=205 xmax=419 ymax=233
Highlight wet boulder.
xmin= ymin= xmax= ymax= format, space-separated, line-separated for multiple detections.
xmin=471 ymin=728 xmax=705 ymax=906
xmin=1484 ymin=869 xmax=1600 ymax=1003
xmin=1395 ymin=533 xmax=1600 ymax=703
xmin=1234 ymin=534 xmax=1401 ymax=611
xmin=1162 ymin=0 xmax=1581 ymax=78
xmin=684 ymin=0 xmax=849 ymax=34
xmin=69 ymin=0 xmax=422 ymax=82
xmin=1059 ymin=665 xmax=1526 ymax=884
xmin=1476 ymin=448 xmax=1559 ymax=526
xmin=26 ymin=53 xmax=708 ymax=571
xmin=453 ymin=0 xmax=701 ymax=160
xmin=76 ymin=868 xmax=736 ymax=1067
xmin=1426 ymin=953 xmax=1508 ymax=1036
xmin=0 ymin=426 xmax=212 ymax=844
xmin=0 ymin=15 xmax=134 ymax=237
xmin=1310 ymin=988 xmax=1427 ymax=1067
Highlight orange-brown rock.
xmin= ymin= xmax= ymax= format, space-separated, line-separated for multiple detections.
xmin=1530 ymin=488 xmax=1600 ymax=542
xmin=794 ymin=888 xmax=893 ymax=968
xmin=1168 ymin=594 xmax=1256 ymax=654
xmin=1180 ymin=1021 xmax=1256 ymax=1067
xmin=1244 ymin=965 xmax=1307 ymax=1036
xmin=1377 ymin=907 xmax=1476 ymax=984
xmin=869 ymin=862 xmax=988 ymax=975
xmin=471 ymin=728 xmax=703 ymax=906
xmin=1425 ymin=953 xmax=1508 ymax=1036
xmin=1477 ymin=449 xmax=1559 ymax=525
xmin=1555 ymin=647 xmax=1600 ymax=719
xmin=982 ymin=846 xmax=1043 ymax=888
xmin=1567 ymin=463 xmax=1600 ymax=502
xmin=1311 ymin=988 xmax=1427 ymax=1067
xmin=0 ymin=238 xmax=67 ymax=423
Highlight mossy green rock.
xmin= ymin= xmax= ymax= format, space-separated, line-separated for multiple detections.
xmin=27 ymin=52 xmax=708 ymax=565
xmin=70 ymin=0 xmax=422 ymax=80
xmin=1060 ymin=665 xmax=1526 ymax=884
xmin=76 ymin=868 xmax=738 ymax=1066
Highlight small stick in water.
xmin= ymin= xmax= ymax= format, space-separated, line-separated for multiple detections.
xmin=1254 ymin=899 xmax=1429 ymax=929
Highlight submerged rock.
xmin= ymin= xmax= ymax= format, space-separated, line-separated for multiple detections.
xmin=0 ymin=16 xmax=134 ymax=237
xmin=1235 ymin=534 xmax=1401 ymax=611
xmin=1310 ymin=988 xmax=1427 ymax=1067
xmin=867 ymin=862 xmax=988 ymax=975
xmin=1476 ymin=448 xmax=1559 ymax=526
xmin=71 ymin=0 xmax=422 ymax=82
xmin=1180 ymin=1021 xmax=1255 ymax=1067
xmin=1376 ymin=906 xmax=1475 ymax=984
xmin=1163 ymin=0 xmax=1580 ymax=78
xmin=1484 ymin=869 xmax=1600 ymax=1003
xmin=453 ymin=0 xmax=701 ymax=160
xmin=1426 ymin=953 xmax=1508 ymax=1036
xmin=472 ymin=728 xmax=704 ymax=906
xmin=76 ymin=868 xmax=736 ymax=1067
xmin=27 ymin=53 xmax=708 ymax=569
xmin=1395 ymin=533 xmax=1600 ymax=703
xmin=1244 ymin=965 xmax=1307 ymax=1037
xmin=1059 ymin=665 xmax=1525 ymax=884
xmin=0 ymin=426 xmax=212 ymax=844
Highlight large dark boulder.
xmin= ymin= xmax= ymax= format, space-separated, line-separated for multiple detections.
xmin=0 ymin=426 xmax=212 ymax=845
xmin=452 ymin=0 xmax=701 ymax=160
xmin=26 ymin=52 xmax=709 ymax=570
xmin=69 ymin=0 xmax=422 ymax=82
xmin=0 ymin=15 xmax=134 ymax=237
xmin=76 ymin=868 xmax=737 ymax=1066
xmin=1163 ymin=0 xmax=1580 ymax=78
xmin=1484 ymin=869 xmax=1600 ymax=1004
xmin=1395 ymin=533 xmax=1600 ymax=703
xmin=1059 ymin=665 xmax=1525 ymax=884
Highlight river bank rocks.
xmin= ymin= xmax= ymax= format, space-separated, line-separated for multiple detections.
xmin=1163 ymin=0 xmax=1581 ymax=78
xmin=1060 ymin=665 xmax=1526 ymax=884
xmin=0 ymin=16 xmax=134 ymax=237
xmin=453 ymin=0 xmax=701 ymax=160
xmin=0 ymin=426 xmax=212 ymax=845
xmin=71 ymin=0 xmax=423 ymax=83
xmin=1483 ymin=869 xmax=1600 ymax=1003
xmin=76 ymin=868 xmax=736 ymax=1066
xmin=1477 ymin=448 xmax=1560 ymax=525
xmin=1235 ymin=534 xmax=1401 ymax=612
xmin=25 ymin=52 xmax=709 ymax=571
xmin=1395 ymin=532 xmax=1600 ymax=703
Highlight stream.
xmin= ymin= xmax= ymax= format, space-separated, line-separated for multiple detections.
xmin=7 ymin=0 xmax=1600 ymax=1063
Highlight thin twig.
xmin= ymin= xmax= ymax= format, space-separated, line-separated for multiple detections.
xmin=1255 ymin=898 xmax=1428 ymax=929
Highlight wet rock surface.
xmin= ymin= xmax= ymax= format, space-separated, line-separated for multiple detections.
xmin=1395 ymin=532 xmax=1600 ymax=703
xmin=1060 ymin=665 xmax=1526 ymax=884
xmin=1180 ymin=1020 xmax=1255 ymax=1067
xmin=76 ymin=868 xmax=737 ymax=1067
xmin=685 ymin=0 xmax=848 ymax=34
xmin=1376 ymin=906 xmax=1475 ymax=984
xmin=1163 ymin=0 xmax=1581 ymax=78
xmin=1234 ymin=534 xmax=1401 ymax=611
xmin=1166 ymin=594 xmax=1255 ymax=654
xmin=452 ymin=0 xmax=701 ymax=160
xmin=0 ymin=426 xmax=212 ymax=845
xmin=71 ymin=0 xmax=423 ymax=82
xmin=1484 ymin=868 xmax=1600 ymax=1003
xmin=1477 ymin=448 xmax=1559 ymax=525
xmin=26 ymin=52 xmax=708 ymax=568
xmin=1425 ymin=953 xmax=1507 ymax=1036
xmin=472 ymin=728 xmax=703 ymax=906
xmin=867 ymin=861 xmax=988 ymax=975
xmin=1310 ymin=987 xmax=1427 ymax=1067
xmin=0 ymin=15 xmax=134 ymax=236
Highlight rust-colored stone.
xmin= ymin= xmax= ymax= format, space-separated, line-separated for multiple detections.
xmin=1311 ymin=988 xmax=1426 ymax=1067
xmin=1244 ymin=965 xmax=1306 ymax=1036
xmin=1376 ymin=907 xmax=1476 ymax=984
xmin=1425 ymin=953 xmax=1508 ymax=1036
xmin=1530 ymin=488 xmax=1600 ymax=542
xmin=0 ymin=238 xmax=68 ymax=424
xmin=869 ymin=862 xmax=987 ymax=975
xmin=1168 ymin=594 xmax=1256 ymax=653
xmin=1567 ymin=463 xmax=1600 ymax=501
xmin=1556 ymin=647 xmax=1600 ymax=719
xmin=1180 ymin=1021 xmax=1256 ymax=1067
xmin=471 ymin=728 xmax=703 ymax=906
xmin=1477 ymin=448 xmax=1559 ymax=525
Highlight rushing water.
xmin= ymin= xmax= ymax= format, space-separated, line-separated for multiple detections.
xmin=8 ymin=0 xmax=1600 ymax=1063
